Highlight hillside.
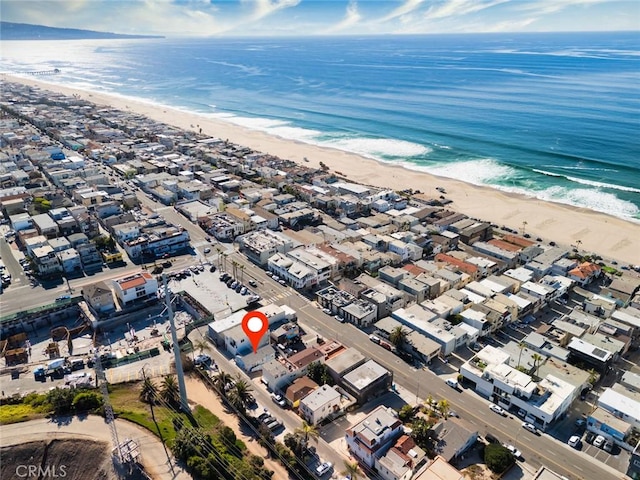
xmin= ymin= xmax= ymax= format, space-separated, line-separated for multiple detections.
xmin=0 ymin=22 xmax=163 ymax=40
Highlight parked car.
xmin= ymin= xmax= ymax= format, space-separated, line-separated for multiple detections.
xmin=278 ymin=279 xmax=287 ymax=286
xmin=593 ymin=435 xmax=606 ymax=448
xmin=194 ymin=354 xmax=212 ymax=367
xmin=522 ymin=422 xmax=537 ymax=434
xmin=575 ymin=418 xmax=586 ymax=428
xmin=315 ymin=462 xmax=332 ymax=477
xmin=603 ymin=440 xmax=614 ymax=453
xmin=369 ymin=334 xmax=381 ymax=344
xmin=240 ymin=287 xmax=248 ymax=295
xmin=249 ymin=280 xmax=257 ymax=287
xmin=490 ymin=405 xmax=507 ymax=416
xmin=209 ymin=265 xmax=217 ymax=273
xmin=267 ymin=419 xmax=283 ymax=431
xmin=445 ymin=378 xmax=459 ymax=389
xmin=204 ymin=248 xmax=211 ymax=254
xmin=504 ymin=444 xmax=522 ymax=460
xmin=568 ymin=435 xmax=581 ymax=448
xmin=272 ymin=393 xmax=286 ymax=407
xmin=56 ymin=295 xmax=71 ymax=301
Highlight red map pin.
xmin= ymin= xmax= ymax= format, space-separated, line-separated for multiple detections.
xmin=242 ymin=311 xmax=269 ymax=353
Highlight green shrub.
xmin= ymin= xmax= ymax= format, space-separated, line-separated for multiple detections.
xmin=484 ymin=443 xmax=514 ymax=473
xmin=72 ymin=391 xmax=103 ymax=412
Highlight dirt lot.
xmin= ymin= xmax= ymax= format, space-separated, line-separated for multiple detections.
xmin=1 ymin=439 xmax=114 ymax=480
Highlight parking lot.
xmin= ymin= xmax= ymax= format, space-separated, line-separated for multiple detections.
xmin=167 ymin=264 xmax=257 ymax=318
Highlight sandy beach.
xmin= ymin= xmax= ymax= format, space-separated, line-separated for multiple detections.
xmin=5 ymin=75 xmax=640 ymax=264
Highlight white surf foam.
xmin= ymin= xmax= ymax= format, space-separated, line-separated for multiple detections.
xmin=426 ymin=158 xmax=517 ymax=186
xmin=325 ymin=137 xmax=431 ymax=159
xmin=533 ymin=169 xmax=640 ymax=193
xmin=501 ymin=185 xmax=639 ymax=220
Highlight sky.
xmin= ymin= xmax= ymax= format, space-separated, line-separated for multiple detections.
xmin=1 ymin=0 xmax=639 ymax=37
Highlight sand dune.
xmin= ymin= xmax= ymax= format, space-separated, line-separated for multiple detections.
xmin=6 ymin=75 xmax=640 ymax=264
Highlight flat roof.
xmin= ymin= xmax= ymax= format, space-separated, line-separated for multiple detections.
xmin=343 ymin=360 xmax=388 ymax=391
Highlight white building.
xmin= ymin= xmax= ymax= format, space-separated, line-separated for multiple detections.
xmin=346 ymin=406 xmax=404 ymax=468
xmin=598 ymin=388 xmax=640 ymax=429
xmin=459 ymin=346 xmax=577 ymax=430
xmin=268 ymin=246 xmax=333 ymax=289
xmin=299 ymin=385 xmax=342 ymax=425
xmin=112 ymin=272 xmax=158 ymax=306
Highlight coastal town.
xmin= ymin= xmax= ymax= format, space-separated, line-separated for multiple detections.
xmin=1 ymin=80 xmax=640 ymax=480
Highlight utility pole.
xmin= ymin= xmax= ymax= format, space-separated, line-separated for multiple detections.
xmin=163 ymin=274 xmax=189 ymax=412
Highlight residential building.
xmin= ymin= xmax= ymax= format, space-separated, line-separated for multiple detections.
xmin=299 ymin=385 xmax=342 ymax=425
xmin=32 ymin=245 xmax=63 ymax=276
xmin=375 ymin=435 xmax=426 ymax=480
xmin=285 ymin=377 xmax=319 ymax=407
xmin=112 ymin=272 xmax=158 ymax=306
xmin=346 ymin=406 xmax=404 ymax=468
xmin=238 ymin=229 xmax=296 ymax=266
xmin=431 ymin=417 xmax=479 ymax=462
xmin=413 ymin=456 xmax=465 ymax=480
xmin=83 ymin=281 xmax=115 ymax=315
xmin=598 ymin=388 xmax=640 ymax=430
xmin=341 ymin=360 xmax=392 ymax=404
xmin=459 ymin=346 xmax=577 ymax=430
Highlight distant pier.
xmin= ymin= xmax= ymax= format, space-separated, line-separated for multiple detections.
xmin=4 ymin=68 xmax=61 ymax=76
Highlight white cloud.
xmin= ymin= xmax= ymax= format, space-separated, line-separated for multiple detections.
xmin=248 ymin=0 xmax=301 ymax=21
xmin=423 ymin=0 xmax=510 ymax=21
xmin=377 ymin=0 xmax=426 ymax=23
xmin=325 ymin=0 xmax=361 ymax=33
xmin=515 ymin=0 xmax=612 ymax=15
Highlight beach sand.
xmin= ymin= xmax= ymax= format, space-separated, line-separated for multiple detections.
xmin=5 ymin=75 xmax=640 ymax=264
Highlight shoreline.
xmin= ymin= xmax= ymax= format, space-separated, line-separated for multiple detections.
xmin=4 ymin=74 xmax=640 ymax=264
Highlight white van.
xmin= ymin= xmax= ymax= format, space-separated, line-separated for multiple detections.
xmin=445 ymin=378 xmax=459 ymax=389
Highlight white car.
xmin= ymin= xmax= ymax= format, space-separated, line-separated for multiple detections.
xmin=522 ymin=422 xmax=537 ymax=434
xmin=445 ymin=378 xmax=459 ymax=389
xmin=272 ymin=394 xmax=286 ymax=408
xmin=315 ymin=462 xmax=332 ymax=477
xmin=489 ymin=404 xmax=506 ymax=416
xmin=505 ymin=444 xmax=522 ymax=459
xmin=593 ymin=435 xmax=606 ymax=448
xmin=568 ymin=435 xmax=580 ymax=448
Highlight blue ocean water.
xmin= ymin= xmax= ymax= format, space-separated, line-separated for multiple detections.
xmin=2 ymin=32 xmax=639 ymax=220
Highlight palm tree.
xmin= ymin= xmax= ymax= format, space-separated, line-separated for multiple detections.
xmin=238 ymin=264 xmax=245 ymax=284
xmin=295 ymin=420 xmax=319 ymax=446
xmin=437 ymin=399 xmax=450 ymax=419
xmin=140 ymin=377 xmax=158 ymax=405
xmin=161 ymin=375 xmax=180 ymax=407
xmin=517 ymin=341 xmax=526 ymax=369
xmin=193 ymin=338 xmax=211 ymax=356
xmin=231 ymin=260 xmax=238 ymax=280
xmin=425 ymin=394 xmax=434 ymax=412
xmin=389 ymin=326 xmax=408 ymax=349
xmin=213 ymin=371 xmax=234 ymax=396
xmin=229 ymin=378 xmax=253 ymax=411
xmin=342 ymin=460 xmax=361 ymax=480
xmin=531 ymin=353 xmax=543 ymax=378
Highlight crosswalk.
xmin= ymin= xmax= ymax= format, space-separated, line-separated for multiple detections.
xmin=260 ymin=290 xmax=294 ymax=304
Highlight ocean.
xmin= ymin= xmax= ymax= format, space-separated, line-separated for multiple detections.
xmin=2 ymin=32 xmax=639 ymax=221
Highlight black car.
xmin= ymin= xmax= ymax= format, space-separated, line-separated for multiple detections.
xmin=209 ymin=265 xmax=217 ymax=273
